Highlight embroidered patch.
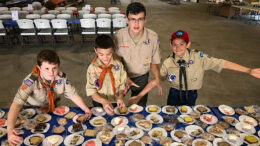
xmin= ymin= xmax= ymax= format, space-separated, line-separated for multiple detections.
xmin=189 ymin=60 xmax=194 ymax=64
xmin=66 ymin=79 xmax=70 ymax=85
xmin=24 ymin=79 xmax=33 ymax=87
xmin=200 ymin=52 xmax=203 ymax=57
xmin=143 ymin=39 xmax=150 ymax=45
xmin=176 ymin=30 xmax=184 ymax=36
xmin=95 ymin=79 xmax=100 ymax=87
xmin=168 ymin=74 xmax=176 ymax=82
xmin=157 ymin=39 xmax=160 ymax=45
xmin=145 ymin=57 xmax=150 ymax=62
xmin=21 ymin=85 xmax=27 ymax=90
xmin=114 ymin=65 xmax=120 ymax=71
xmin=56 ymin=79 xmax=62 ymax=85
xmin=116 ymin=80 xmax=120 ymax=86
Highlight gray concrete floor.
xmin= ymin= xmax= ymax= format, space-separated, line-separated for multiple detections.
xmin=0 ymin=0 xmax=259 ymax=108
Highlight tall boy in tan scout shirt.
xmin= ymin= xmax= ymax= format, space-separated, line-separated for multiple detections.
xmin=160 ymin=30 xmax=260 ymax=106
xmin=115 ymin=2 xmax=162 ymax=106
xmin=86 ymin=35 xmax=127 ymax=115
xmin=7 ymin=49 xmax=92 ymax=145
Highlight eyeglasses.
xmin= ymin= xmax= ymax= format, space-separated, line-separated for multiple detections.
xmin=128 ymin=17 xmax=145 ymax=23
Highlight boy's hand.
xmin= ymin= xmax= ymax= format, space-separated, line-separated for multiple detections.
xmin=124 ymin=77 xmax=140 ymax=94
xmin=128 ymin=96 xmax=141 ymax=106
xmin=8 ymin=128 xmax=23 ymax=146
xmin=102 ymin=100 xmax=114 ymax=115
xmin=250 ymin=68 xmax=260 ymax=79
xmin=84 ymin=108 xmax=92 ymax=120
xmin=117 ymin=98 xmax=125 ymax=108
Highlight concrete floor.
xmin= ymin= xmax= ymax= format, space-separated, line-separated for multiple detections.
xmin=0 ymin=0 xmax=259 ymax=108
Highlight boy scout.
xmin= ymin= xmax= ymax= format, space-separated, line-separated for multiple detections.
xmin=160 ymin=30 xmax=260 ymax=106
xmin=86 ymin=35 xmax=127 ymax=115
xmin=7 ymin=49 xmax=92 ymax=145
xmin=115 ymin=2 xmax=162 ymax=106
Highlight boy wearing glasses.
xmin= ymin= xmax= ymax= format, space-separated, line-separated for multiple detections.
xmin=115 ymin=2 xmax=162 ymax=106
xmin=160 ymin=30 xmax=260 ymax=106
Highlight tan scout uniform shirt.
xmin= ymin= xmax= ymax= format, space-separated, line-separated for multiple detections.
xmin=160 ymin=49 xmax=226 ymax=90
xmin=86 ymin=57 xmax=127 ymax=102
xmin=115 ymin=27 xmax=161 ymax=78
xmin=13 ymin=71 xmax=78 ymax=106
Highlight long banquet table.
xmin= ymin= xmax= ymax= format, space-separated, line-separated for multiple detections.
xmin=0 ymin=106 xmax=259 ymax=146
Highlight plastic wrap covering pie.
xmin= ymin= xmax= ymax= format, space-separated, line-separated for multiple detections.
xmin=53 ymin=125 xmax=65 ymax=134
xmin=131 ymin=113 xmax=144 ymax=121
xmin=29 ymin=136 xmax=43 ymax=145
xmin=201 ymin=132 xmax=215 ymax=141
xmin=136 ymin=120 xmax=152 ymax=131
xmin=235 ymin=108 xmax=247 ymax=115
xmin=65 ymin=112 xmax=76 ymax=119
xmin=118 ymin=107 xmax=127 ymax=114
xmin=15 ymin=116 xmax=27 ymax=129
xmin=58 ymin=118 xmax=67 ymax=125
xmin=194 ymin=140 xmax=207 ymax=146
xmin=84 ymin=129 xmax=97 ymax=137
xmin=70 ymin=135 xmax=80 ymax=145
xmin=99 ymin=131 xmax=111 ymax=143
xmin=222 ymin=116 xmax=238 ymax=126
xmin=140 ymin=136 xmax=152 ymax=144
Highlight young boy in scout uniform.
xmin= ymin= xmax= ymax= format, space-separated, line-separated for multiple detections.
xmin=7 ymin=49 xmax=92 ymax=145
xmin=86 ymin=35 xmax=127 ymax=115
xmin=160 ymin=30 xmax=260 ymax=106
xmin=115 ymin=2 xmax=162 ymax=106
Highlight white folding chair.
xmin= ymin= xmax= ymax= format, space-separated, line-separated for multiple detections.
xmin=57 ymin=14 xmax=71 ymax=19
xmin=0 ymin=14 xmax=12 ymax=20
xmin=95 ymin=9 xmax=106 ymax=14
xmin=0 ymin=20 xmax=9 ymax=45
xmin=112 ymin=18 xmax=126 ymax=33
xmin=41 ymin=14 xmax=55 ymax=19
xmin=51 ymin=19 xmax=73 ymax=46
xmin=26 ymin=14 xmax=40 ymax=19
xmin=16 ymin=19 xmax=36 ymax=46
xmin=83 ymin=13 xmax=97 ymax=19
xmin=78 ymin=10 xmax=90 ymax=18
xmin=98 ymin=14 xmax=111 ymax=19
xmin=80 ymin=18 xmax=96 ymax=42
xmin=22 ymin=7 xmax=30 ymax=11
xmin=55 ymin=7 xmax=66 ymax=12
xmin=112 ymin=14 xmax=125 ymax=19
xmin=9 ymin=7 xmax=21 ymax=11
xmin=109 ymin=9 xmax=120 ymax=15
xmin=96 ymin=18 xmax=111 ymax=35
xmin=33 ymin=10 xmax=45 ymax=15
xmin=61 ymin=10 xmax=73 ymax=15
xmin=0 ymin=7 xmax=9 ymax=11
xmin=95 ymin=7 xmax=105 ymax=12
xmin=108 ymin=7 xmax=119 ymax=12
xmin=66 ymin=7 xmax=77 ymax=11
xmin=1 ymin=11 xmax=11 ymax=15
xmin=48 ymin=10 xmax=60 ymax=15
xmin=34 ymin=19 xmax=53 ymax=46
xmin=32 ymin=1 xmax=42 ymax=10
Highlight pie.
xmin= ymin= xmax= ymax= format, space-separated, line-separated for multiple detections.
xmin=148 ymin=106 xmax=158 ymax=112
xmin=99 ymin=131 xmax=111 ymax=143
xmin=76 ymin=114 xmax=87 ymax=123
xmin=197 ymin=106 xmax=208 ymax=113
xmin=141 ymin=136 xmax=152 ymax=144
xmin=151 ymin=130 xmax=162 ymax=138
xmin=132 ymin=114 xmax=143 ymax=121
xmin=129 ymin=104 xmax=138 ymax=111
xmin=118 ymin=107 xmax=127 ymax=114
xmin=209 ymin=125 xmax=224 ymax=135
xmin=58 ymin=118 xmax=67 ymax=125
xmin=150 ymin=116 xmax=160 ymax=123
xmin=235 ymin=108 xmax=247 ymax=115
xmin=84 ymin=129 xmax=96 ymax=137
xmin=137 ymin=120 xmax=152 ymax=129
xmin=93 ymin=119 xmax=103 ymax=125
xmin=180 ymin=106 xmax=187 ymax=113
xmin=245 ymin=135 xmax=258 ymax=144
xmin=194 ymin=140 xmax=207 ymax=146
xmin=191 ymin=129 xmax=203 ymax=136
xmin=162 ymin=123 xmax=174 ymax=131
xmin=65 ymin=112 xmax=76 ymax=119
xmin=35 ymin=115 xmax=47 ymax=122
xmin=217 ymin=141 xmax=231 ymax=146
xmin=29 ymin=136 xmax=42 ymax=145
xmin=201 ymin=132 xmax=214 ymax=141
xmin=130 ymin=129 xmax=140 ymax=136
xmin=34 ymin=123 xmax=47 ymax=132
xmin=72 ymin=123 xmax=83 ymax=132
xmin=166 ymin=106 xmax=175 ymax=113
xmin=159 ymin=137 xmax=172 ymax=145
xmin=129 ymin=140 xmax=142 ymax=146
xmin=116 ymin=133 xmax=127 ymax=139
xmin=174 ymin=130 xmax=185 ymax=139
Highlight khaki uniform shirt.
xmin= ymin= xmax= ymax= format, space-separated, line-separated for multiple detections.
xmin=13 ymin=71 xmax=78 ymax=106
xmin=115 ymin=27 xmax=161 ymax=78
xmin=160 ymin=49 xmax=226 ymax=90
xmin=86 ymin=57 xmax=127 ymax=102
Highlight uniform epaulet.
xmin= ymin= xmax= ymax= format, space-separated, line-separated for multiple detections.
xmin=29 ymin=74 xmax=37 ymax=81
xmin=62 ymin=72 xmax=66 ymax=78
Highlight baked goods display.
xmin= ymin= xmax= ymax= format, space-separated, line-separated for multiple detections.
xmin=57 ymin=118 xmax=67 ymax=125
xmin=84 ymin=129 xmax=96 ymax=137
xmin=131 ymin=113 xmax=144 ymax=121
xmin=29 ymin=136 xmax=43 ymax=145
xmin=53 ymin=125 xmax=65 ymax=134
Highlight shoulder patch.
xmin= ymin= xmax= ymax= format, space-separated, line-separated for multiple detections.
xmin=29 ymin=74 xmax=37 ymax=81
xmin=24 ymin=79 xmax=33 ymax=87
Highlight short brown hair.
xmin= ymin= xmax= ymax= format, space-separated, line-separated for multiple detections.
xmin=37 ymin=49 xmax=60 ymax=66
xmin=94 ymin=35 xmax=115 ymax=50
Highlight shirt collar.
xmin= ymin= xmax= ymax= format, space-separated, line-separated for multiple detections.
xmin=127 ymin=27 xmax=149 ymax=45
xmin=173 ymin=50 xmax=190 ymax=64
xmin=93 ymin=57 xmax=117 ymax=67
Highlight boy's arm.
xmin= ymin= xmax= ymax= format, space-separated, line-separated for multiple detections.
xmin=128 ymin=80 xmax=158 ymax=106
xmin=150 ymin=64 xmax=163 ymax=95
xmin=91 ymin=92 xmax=114 ymax=115
xmin=7 ymin=102 xmax=23 ymax=145
xmin=70 ymin=95 xmax=92 ymax=119
xmin=224 ymin=61 xmax=260 ymax=79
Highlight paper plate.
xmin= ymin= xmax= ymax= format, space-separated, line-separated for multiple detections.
xmin=64 ymin=133 xmax=84 ymax=146
xmin=146 ymin=113 xmax=163 ymax=124
xmin=0 ymin=110 xmax=5 ymax=118
xmin=194 ymin=105 xmax=211 ymax=114
xmin=135 ymin=120 xmax=152 ymax=131
xmin=222 ymin=116 xmax=239 ymax=126
xmin=114 ymin=107 xmax=129 ymax=115
xmin=218 ymin=105 xmax=235 ymax=115
xmin=162 ymin=105 xmax=178 ymax=115
xmin=178 ymin=114 xmax=196 ymax=125
xmin=89 ymin=116 xmax=107 ymax=127
xmin=34 ymin=114 xmax=51 ymax=123
xmin=19 ymin=108 xmax=36 ymax=118
xmin=31 ymin=123 xmax=50 ymax=133
xmin=68 ymin=124 xmax=87 ymax=134
xmin=127 ymin=127 xmax=144 ymax=139
xmin=128 ymin=105 xmax=144 ymax=113
xmin=73 ymin=114 xmax=88 ymax=124
xmin=145 ymin=105 xmax=161 ymax=114
xmin=192 ymin=139 xmax=212 ymax=146
xmin=186 ymin=125 xmax=204 ymax=137
xmin=170 ymin=130 xmax=188 ymax=142
xmin=240 ymin=133 xmax=260 ymax=146
xmin=125 ymin=140 xmax=145 ymax=146
xmin=212 ymin=138 xmax=224 ymax=146
xmin=91 ymin=107 xmax=106 ymax=116
xmin=0 ymin=128 xmax=7 ymax=138
xmin=111 ymin=116 xmax=128 ymax=127
xmin=239 ymin=115 xmax=257 ymax=127
xmin=81 ymin=139 xmax=102 ymax=146
xmin=178 ymin=106 xmax=193 ymax=114
xmin=53 ymin=106 xmax=69 ymax=116
xmin=96 ymin=131 xmax=115 ymax=145
xmin=148 ymin=127 xmax=167 ymax=141
xmin=113 ymin=124 xmax=130 ymax=135
xmin=42 ymin=135 xmax=63 ymax=146
xmin=223 ymin=134 xmax=243 ymax=146
xmin=200 ymin=114 xmax=218 ymax=125
xmin=24 ymin=133 xmax=45 ymax=146
xmin=206 ymin=125 xmax=226 ymax=137
xmin=235 ymin=122 xmax=256 ymax=134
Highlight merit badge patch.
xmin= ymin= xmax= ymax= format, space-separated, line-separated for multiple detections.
xmin=114 ymin=65 xmax=120 ymax=71
xmin=168 ymin=74 xmax=176 ymax=82
xmin=56 ymin=79 xmax=62 ymax=85
xmin=24 ymin=79 xmax=33 ymax=87
xmin=200 ymin=52 xmax=204 ymax=57
xmin=116 ymin=80 xmax=120 ymax=86
xmin=94 ymin=79 xmax=100 ymax=88
xmin=189 ymin=60 xmax=194 ymax=64
xmin=66 ymin=79 xmax=70 ymax=85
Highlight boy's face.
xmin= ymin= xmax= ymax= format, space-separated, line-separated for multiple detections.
xmin=126 ymin=12 xmax=146 ymax=35
xmin=95 ymin=48 xmax=113 ymax=65
xmin=170 ymin=38 xmax=191 ymax=58
xmin=38 ymin=61 xmax=59 ymax=81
